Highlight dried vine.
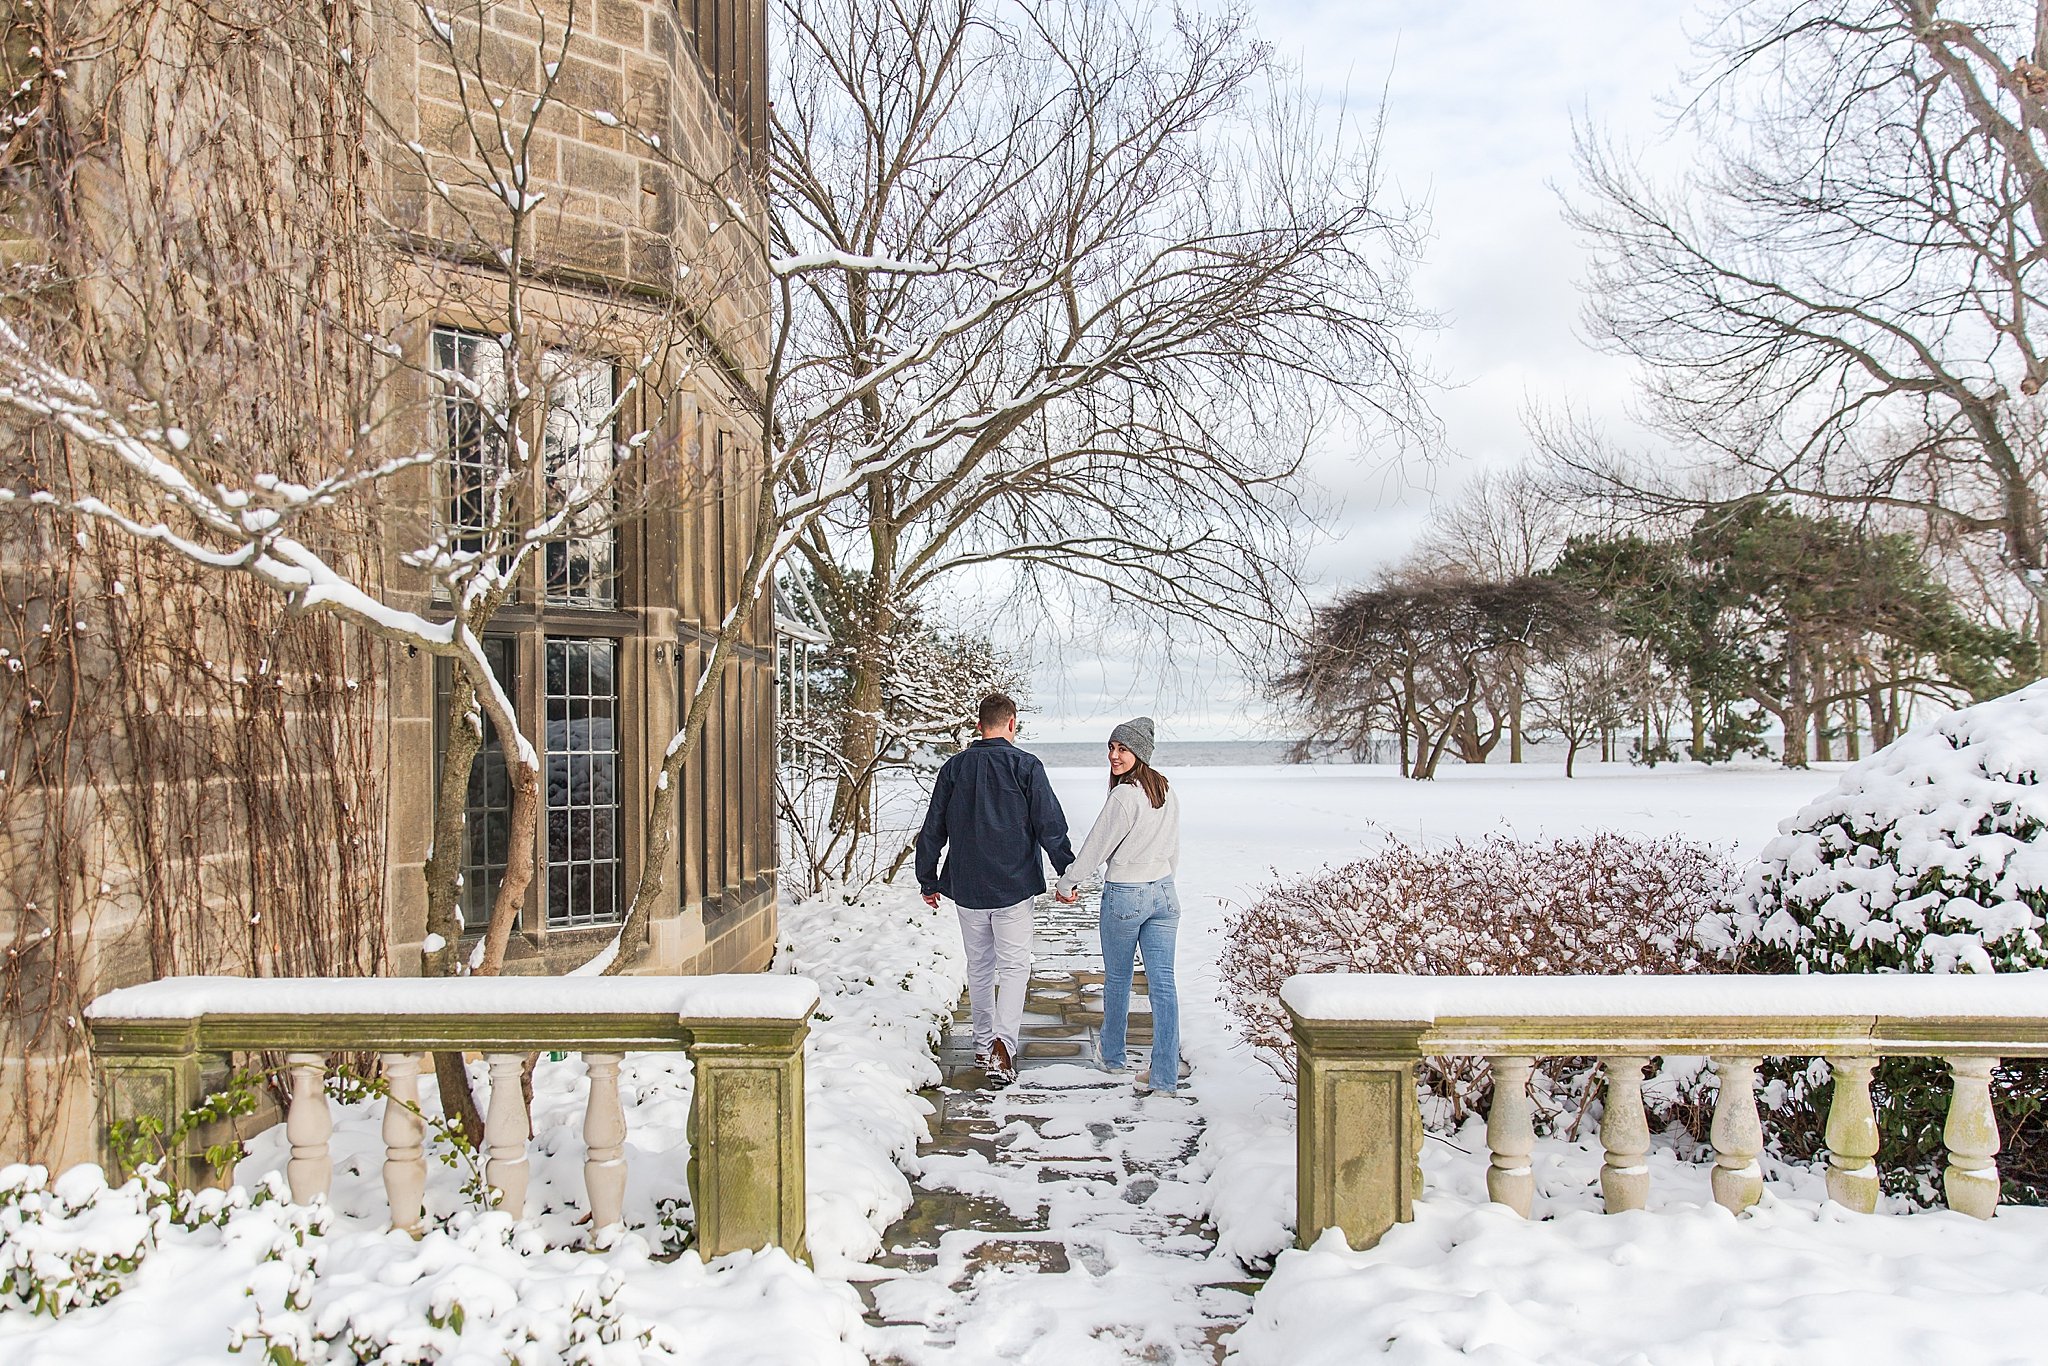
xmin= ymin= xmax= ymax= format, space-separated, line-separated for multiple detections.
xmin=0 ymin=0 xmax=389 ymax=1161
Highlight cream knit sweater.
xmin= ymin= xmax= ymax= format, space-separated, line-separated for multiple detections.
xmin=1056 ymin=783 xmax=1180 ymax=892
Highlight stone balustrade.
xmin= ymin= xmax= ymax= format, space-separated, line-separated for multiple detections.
xmin=1283 ymin=973 xmax=2048 ymax=1251
xmin=84 ymin=974 xmax=819 ymax=1261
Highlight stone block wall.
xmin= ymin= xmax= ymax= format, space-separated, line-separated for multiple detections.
xmin=0 ymin=0 xmax=779 ymax=1170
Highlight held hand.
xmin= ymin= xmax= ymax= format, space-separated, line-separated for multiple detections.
xmin=1055 ymin=887 xmax=1079 ymax=904
xmin=922 ymin=892 xmax=941 ymax=909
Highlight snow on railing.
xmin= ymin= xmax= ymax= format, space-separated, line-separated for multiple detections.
xmin=85 ymin=975 xmax=820 ymax=1260
xmin=1282 ymin=973 xmax=2048 ymax=1251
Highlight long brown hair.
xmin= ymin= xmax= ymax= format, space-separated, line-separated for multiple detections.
xmin=1111 ymin=755 xmax=1170 ymax=810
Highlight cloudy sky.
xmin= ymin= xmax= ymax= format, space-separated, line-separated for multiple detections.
xmin=1026 ymin=1 xmax=1708 ymax=742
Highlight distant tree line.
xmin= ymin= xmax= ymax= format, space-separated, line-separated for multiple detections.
xmin=1277 ymin=483 xmax=2032 ymax=778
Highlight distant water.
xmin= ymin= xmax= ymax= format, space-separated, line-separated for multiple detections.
xmin=1030 ymin=738 xmax=1297 ymax=768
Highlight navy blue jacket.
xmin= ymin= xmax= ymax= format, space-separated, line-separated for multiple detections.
xmin=914 ymin=738 xmax=1075 ymax=909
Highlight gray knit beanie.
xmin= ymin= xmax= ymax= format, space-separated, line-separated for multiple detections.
xmin=1109 ymin=716 xmax=1156 ymax=766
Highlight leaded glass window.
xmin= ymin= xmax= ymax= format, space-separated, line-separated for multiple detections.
xmin=542 ymin=353 xmax=618 ymax=607
xmin=434 ymin=328 xmax=509 ymax=558
xmin=546 ymin=637 xmax=620 ymax=926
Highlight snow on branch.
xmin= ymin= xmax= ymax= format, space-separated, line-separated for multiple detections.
xmin=0 ymin=319 xmax=466 ymax=654
xmin=770 ymin=249 xmax=947 ymax=278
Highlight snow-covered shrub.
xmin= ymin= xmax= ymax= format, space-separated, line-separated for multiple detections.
xmin=1713 ymin=680 xmax=2048 ymax=1201
xmin=0 ymin=1165 xmax=157 ymax=1318
xmin=774 ymin=882 xmax=965 ymax=1266
xmin=1717 ymin=680 xmax=2048 ymax=973
xmin=226 ymin=1213 xmax=670 ymax=1366
xmin=1219 ymin=832 xmax=1738 ymax=1122
xmin=0 ymin=1164 xmax=292 ymax=1319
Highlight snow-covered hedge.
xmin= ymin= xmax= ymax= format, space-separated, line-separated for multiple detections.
xmin=774 ymin=883 xmax=965 ymax=1267
xmin=1 ymin=1165 xmax=173 ymax=1318
xmin=1714 ymin=679 xmax=2048 ymax=975
xmin=1219 ymin=832 xmax=1738 ymax=1125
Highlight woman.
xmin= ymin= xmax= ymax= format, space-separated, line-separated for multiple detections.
xmin=1056 ymin=716 xmax=1182 ymax=1095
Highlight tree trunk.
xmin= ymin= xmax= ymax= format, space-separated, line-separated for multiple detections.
xmin=1397 ymin=674 xmax=1415 ymax=778
xmin=1411 ymin=707 xmax=1445 ymax=780
xmin=1564 ymin=736 xmax=1579 ymax=778
xmin=1844 ymin=690 xmax=1861 ymax=760
xmin=1451 ymin=706 xmax=1493 ymax=765
xmin=1812 ymin=652 xmax=1832 ymax=763
xmin=1690 ymin=688 xmax=1707 ymax=759
xmin=826 ymin=594 xmax=896 ymax=875
xmin=420 ymin=669 xmax=487 ymax=1146
xmin=1782 ymin=642 xmax=1811 ymax=769
xmin=2035 ymin=599 xmax=2048 ymax=679
xmin=1509 ymin=657 xmax=1525 ymax=763
xmin=1866 ymin=678 xmax=1894 ymax=749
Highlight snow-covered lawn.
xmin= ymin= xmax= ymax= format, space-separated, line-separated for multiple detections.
xmin=1035 ymin=758 xmax=2048 ymax=1365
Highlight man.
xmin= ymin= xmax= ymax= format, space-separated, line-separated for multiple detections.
xmin=915 ymin=692 xmax=1074 ymax=1086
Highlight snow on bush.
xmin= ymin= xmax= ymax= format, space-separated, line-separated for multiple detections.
xmin=0 ymin=882 xmax=964 ymax=1359
xmin=1716 ymin=679 xmax=2048 ymax=974
xmin=1711 ymin=680 xmax=2048 ymax=1201
xmin=1 ymin=1164 xmax=165 ymax=1317
xmin=1232 ymin=1152 xmax=2048 ymax=1366
xmin=774 ymin=881 xmax=965 ymax=1267
xmin=1218 ymin=832 xmax=1737 ymax=1121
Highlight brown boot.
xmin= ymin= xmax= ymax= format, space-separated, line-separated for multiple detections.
xmin=988 ymin=1037 xmax=1016 ymax=1087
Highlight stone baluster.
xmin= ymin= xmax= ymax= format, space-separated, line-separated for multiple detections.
xmin=1485 ymin=1055 xmax=1536 ymax=1217
xmin=483 ymin=1053 xmax=530 ymax=1218
xmin=1944 ymin=1056 xmax=2001 ymax=1219
xmin=1709 ymin=1055 xmax=1763 ymax=1213
xmin=285 ymin=1052 xmax=332 ymax=1204
xmin=1823 ymin=1056 xmax=1879 ymax=1213
xmin=381 ymin=1051 xmax=427 ymax=1234
xmin=582 ymin=1053 xmax=627 ymax=1241
xmin=1599 ymin=1055 xmax=1652 ymax=1213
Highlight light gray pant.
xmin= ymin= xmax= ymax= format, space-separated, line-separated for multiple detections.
xmin=957 ymin=897 xmax=1034 ymax=1055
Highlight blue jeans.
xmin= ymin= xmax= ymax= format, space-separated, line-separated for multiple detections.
xmin=1099 ymin=877 xmax=1180 ymax=1092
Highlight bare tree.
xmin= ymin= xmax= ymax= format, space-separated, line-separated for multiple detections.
xmin=777 ymin=591 xmax=1029 ymax=890
xmin=766 ymin=0 xmax=1429 ymax=870
xmin=1564 ymin=0 xmax=2048 ymax=672
xmin=1528 ymin=634 xmax=1647 ymax=777
xmin=1275 ymin=571 xmax=1600 ymax=780
xmin=1421 ymin=465 xmax=1574 ymax=580
xmin=1418 ymin=465 xmax=1577 ymax=759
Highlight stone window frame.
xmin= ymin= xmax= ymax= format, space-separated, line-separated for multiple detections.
xmin=428 ymin=324 xmax=647 ymax=949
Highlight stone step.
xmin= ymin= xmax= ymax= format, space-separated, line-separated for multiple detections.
xmin=951 ymin=1236 xmax=1071 ymax=1283
xmin=868 ymin=969 xmax=1254 ymax=1360
xmin=1018 ymin=1040 xmax=1085 ymax=1060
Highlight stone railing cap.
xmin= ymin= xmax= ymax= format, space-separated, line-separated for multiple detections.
xmin=1280 ymin=971 xmax=2048 ymax=1023
xmin=86 ymin=974 xmax=821 ymax=1023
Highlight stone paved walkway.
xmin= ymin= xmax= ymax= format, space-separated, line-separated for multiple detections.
xmin=854 ymin=897 xmax=1262 ymax=1364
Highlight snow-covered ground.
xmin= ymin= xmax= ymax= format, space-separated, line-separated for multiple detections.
xmin=1036 ymin=757 xmax=2048 ymax=1365
xmin=9 ymin=757 xmax=2048 ymax=1363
